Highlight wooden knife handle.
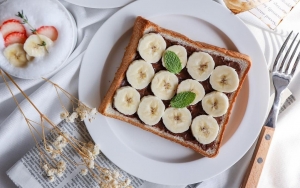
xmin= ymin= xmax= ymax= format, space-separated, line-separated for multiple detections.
xmin=241 ymin=126 xmax=275 ymax=188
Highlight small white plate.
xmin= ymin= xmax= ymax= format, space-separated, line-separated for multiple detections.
xmin=63 ymin=0 xmax=134 ymax=8
xmin=79 ymin=0 xmax=270 ymax=185
xmin=0 ymin=0 xmax=76 ymax=79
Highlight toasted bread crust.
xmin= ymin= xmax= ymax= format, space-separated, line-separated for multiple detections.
xmin=99 ymin=16 xmax=251 ymax=158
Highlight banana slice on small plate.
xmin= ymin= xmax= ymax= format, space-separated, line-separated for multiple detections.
xmin=3 ymin=43 xmax=28 ymax=67
xmin=151 ymin=70 xmax=178 ymax=100
xmin=126 ymin=60 xmax=155 ymax=89
xmin=210 ymin=65 xmax=239 ymax=93
xmin=137 ymin=33 xmax=166 ymax=63
xmin=137 ymin=95 xmax=165 ymax=126
xmin=162 ymin=45 xmax=187 ymax=68
xmin=202 ymin=91 xmax=229 ymax=117
xmin=191 ymin=115 xmax=219 ymax=145
xmin=24 ymin=34 xmax=53 ymax=57
xmin=163 ymin=107 xmax=192 ymax=133
xmin=113 ymin=86 xmax=141 ymax=115
xmin=186 ymin=52 xmax=215 ymax=81
xmin=177 ymin=79 xmax=205 ymax=105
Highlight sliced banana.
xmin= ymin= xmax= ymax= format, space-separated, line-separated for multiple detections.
xmin=163 ymin=107 xmax=192 ymax=133
xmin=186 ymin=52 xmax=215 ymax=81
xmin=23 ymin=34 xmax=53 ymax=57
xmin=113 ymin=86 xmax=140 ymax=115
xmin=202 ymin=91 xmax=229 ymax=117
xmin=151 ymin=70 xmax=178 ymax=100
xmin=177 ymin=79 xmax=205 ymax=105
xmin=3 ymin=43 xmax=28 ymax=67
xmin=191 ymin=115 xmax=219 ymax=145
xmin=126 ymin=60 xmax=155 ymax=89
xmin=26 ymin=54 xmax=34 ymax=61
xmin=210 ymin=65 xmax=239 ymax=93
xmin=137 ymin=33 xmax=166 ymax=63
xmin=137 ymin=95 xmax=165 ymax=126
xmin=162 ymin=45 xmax=187 ymax=68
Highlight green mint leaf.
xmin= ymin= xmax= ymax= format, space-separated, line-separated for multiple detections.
xmin=164 ymin=51 xmax=182 ymax=74
xmin=170 ymin=91 xmax=196 ymax=108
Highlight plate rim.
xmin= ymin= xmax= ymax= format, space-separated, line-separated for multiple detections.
xmin=63 ymin=0 xmax=134 ymax=8
xmin=78 ymin=0 xmax=270 ymax=185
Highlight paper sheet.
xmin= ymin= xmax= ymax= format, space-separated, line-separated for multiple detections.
xmin=224 ymin=0 xmax=300 ymax=29
xmin=249 ymin=0 xmax=300 ymax=29
xmin=223 ymin=0 xmax=270 ymax=14
xmin=7 ymin=120 xmax=144 ymax=188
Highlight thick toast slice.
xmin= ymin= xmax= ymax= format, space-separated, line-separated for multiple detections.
xmin=99 ymin=16 xmax=251 ymax=158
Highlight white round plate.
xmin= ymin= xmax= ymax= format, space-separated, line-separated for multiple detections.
xmin=79 ymin=0 xmax=270 ymax=185
xmin=63 ymin=0 xmax=134 ymax=8
xmin=0 ymin=0 xmax=76 ymax=79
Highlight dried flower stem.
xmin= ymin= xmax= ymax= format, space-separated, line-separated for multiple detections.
xmin=2 ymin=71 xmax=43 ymax=115
xmin=2 ymin=71 xmax=88 ymax=157
xmin=1 ymin=71 xmax=48 ymax=164
xmin=3 ymin=81 xmax=55 ymax=169
xmin=43 ymin=77 xmax=82 ymax=106
xmin=1 ymin=70 xmax=132 ymax=187
xmin=53 ymin=86 xmax=69 ymax=113
xmin=0 ymin=70 xmax=74 ymax=160
xmin=47 ymin=79 xmax=76 ymax=98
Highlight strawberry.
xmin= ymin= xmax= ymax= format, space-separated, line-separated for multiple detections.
xmin=36 ymin=26 xmax=58 ymax=41
xmin=2 ymin=19 xmax=20 ymax=25
xmin=4 ymin=32 xmax=27 ymax=47
xmin=0 ymin=19 xmax=26 ymax=38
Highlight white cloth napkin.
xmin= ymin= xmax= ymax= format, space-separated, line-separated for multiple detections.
xmin=1 ymin=0 xmax=300 ymax=188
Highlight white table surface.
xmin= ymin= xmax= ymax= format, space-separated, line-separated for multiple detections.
xmin=1 ymin=0 xmax=300 ymax=187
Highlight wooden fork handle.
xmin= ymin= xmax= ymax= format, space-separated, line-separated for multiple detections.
xmin=241 ymin=126 xmax=275 ymax=188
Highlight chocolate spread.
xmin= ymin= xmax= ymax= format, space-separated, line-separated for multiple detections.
xmin=117 ymin=36 xmax=242 ymax=151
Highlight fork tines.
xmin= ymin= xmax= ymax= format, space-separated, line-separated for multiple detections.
xmin=273 ymin=31 xmax=300 ymax=76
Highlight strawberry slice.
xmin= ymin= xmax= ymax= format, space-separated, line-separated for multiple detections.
xmin=0 ymin=19 xmax=26 ymax=38
xmin=36 ymin=26 xmax=58 ymax=41
xmin=4 ymin=32 xmax=27 ymax=47
xmin=2 ymin=19 xmax=20 ymax=25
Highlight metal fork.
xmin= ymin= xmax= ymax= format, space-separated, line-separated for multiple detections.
xmin=265 ymin=31 xmax=300 ymax=127
xmin=241 ymin=31 xmax=300 ymax=188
